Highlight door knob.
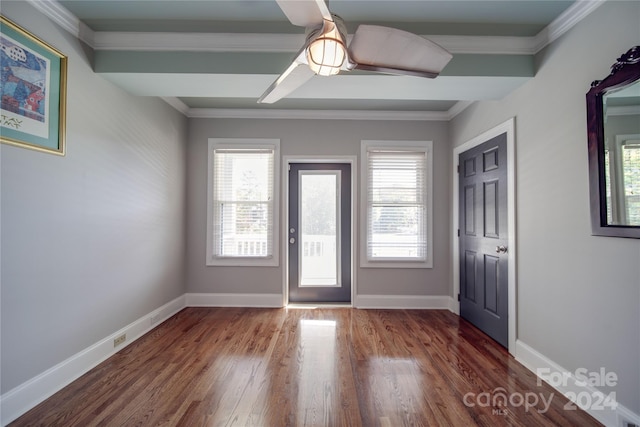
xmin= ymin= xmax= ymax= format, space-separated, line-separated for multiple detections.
xmin=495 ymin=245 xmax=508 ymax=254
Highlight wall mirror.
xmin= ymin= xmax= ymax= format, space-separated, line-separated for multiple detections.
xmin=587 ymin=46 xmax=640 ymax=238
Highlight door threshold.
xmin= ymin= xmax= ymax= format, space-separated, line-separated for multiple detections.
xmin=286 ymin=303 xmax=352 ymax=309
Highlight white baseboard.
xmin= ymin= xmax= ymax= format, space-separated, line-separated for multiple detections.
xmin=185 ymin=292 xmax=284 ymax=308
xmin=515 ymin=340 xmax=640 ymax=427
xmin=0 ymin=295 xmax=186 ymax=426
xmin=186 ymin=293 xmax=455 ymax=310
xmin=355 ymin=294 xmax=454 ymax=309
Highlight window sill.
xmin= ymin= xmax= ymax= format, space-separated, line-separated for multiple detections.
xmin=206 ymin=257 xmax=279 ymax=267
xmin=360 ymin=259 xmax=433 ymax=269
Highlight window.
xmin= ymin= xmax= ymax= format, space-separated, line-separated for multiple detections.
xmin=361 ymin=140 xmax=432 ymax=268
xmin=622 ymin=141 xmax=640 ymax=225
xmin=207 ymin=139 xmax=279 ymax=266
xmin=608 ymin=135 xmax=640 ymax=226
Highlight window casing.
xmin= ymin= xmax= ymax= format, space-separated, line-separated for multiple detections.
xmin=207 ymin=139 xmax=280 ymax=266
xmin=361 ymin=140 xmax=433 ymax=268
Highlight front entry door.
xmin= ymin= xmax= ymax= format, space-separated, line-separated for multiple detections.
xmin=459 ymin=133 xmax=509 ymax=347
xmin=289 ymin=163 xmax=351 ymax=303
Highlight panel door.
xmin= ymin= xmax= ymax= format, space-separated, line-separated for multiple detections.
xmin=459 ymin=134 xmax=509 ymax=347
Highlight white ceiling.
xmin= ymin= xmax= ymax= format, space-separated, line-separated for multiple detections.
xmin=27 ymin=0 xmax=604 ymax=119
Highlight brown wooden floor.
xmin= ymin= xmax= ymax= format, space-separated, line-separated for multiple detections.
xmin=11 ymin=307 xmax=601 ymax=426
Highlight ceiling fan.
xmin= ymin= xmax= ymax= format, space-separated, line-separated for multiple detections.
xmin=258 ymin=0 xmax=453 ymax=104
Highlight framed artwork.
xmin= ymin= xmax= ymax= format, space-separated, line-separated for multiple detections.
xmin=1 ymin=15 xmax=67 ymax=155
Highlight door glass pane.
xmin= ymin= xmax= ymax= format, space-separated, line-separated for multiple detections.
xmin=300 ymin=172 xmax=340 ymax=286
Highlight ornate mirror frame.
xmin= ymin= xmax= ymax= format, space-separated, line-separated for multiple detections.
xmin=586 ymin=46 xmax=640 ymax=238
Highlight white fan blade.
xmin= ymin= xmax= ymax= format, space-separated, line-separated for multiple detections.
xmin=276 ymin=0 xmax=332 ymax=27
xmin=258 ymin=51 xmax=315 ymax=104
xmin=348 ymin=25 xmax=453 ymax=78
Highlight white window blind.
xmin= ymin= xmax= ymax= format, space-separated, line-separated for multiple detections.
xmin=367 ymin=149 xmax=427 ymax=261
xmin=212 ymin=148 xmax=274 ymax=258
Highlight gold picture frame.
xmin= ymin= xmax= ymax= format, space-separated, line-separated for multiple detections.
xmin=1 ymin=15 xmax=67 ymax=155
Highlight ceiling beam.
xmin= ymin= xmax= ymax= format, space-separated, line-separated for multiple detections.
xmin=100 ymin=72 xmax=530 ymax=100
xmin=28 ymin=0 xmax=606 ymax=55
xmin=93 ymin=51 xmax=534 ymax=77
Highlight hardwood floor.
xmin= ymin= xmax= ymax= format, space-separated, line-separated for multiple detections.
xmin=10 ymin=308 xmax=602 ymax=426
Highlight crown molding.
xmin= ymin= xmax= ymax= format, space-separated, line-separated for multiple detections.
xmin=187 ymin=107 xmax=450 ymax=121
xmin=25 ymin=0 xmax=95 ymax=46
xmin=161 ymin=98 xmax=473 ymax=121
xmin=532 ymin=0 xmax=606 ymax=53
xmin=161 ymin=97 xmax=190 ymax=115
xmin=446 ymin=101 xmax=475 ymax=119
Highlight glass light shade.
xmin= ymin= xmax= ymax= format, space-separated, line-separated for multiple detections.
xmin=306 ymin=25 xmax=346 ymax=76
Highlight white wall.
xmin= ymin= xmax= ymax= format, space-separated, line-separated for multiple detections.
xmin=0 ymin=1 xmax=188 ymax=394
xmin=450 ymin=1 xmax=640 ymax=414
xmin=187 ymin=118 xmax=451 ymax=299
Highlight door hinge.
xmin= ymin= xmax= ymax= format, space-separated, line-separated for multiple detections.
xmin=457 ymin=229 xmax=460 ymax=237
xmin=457 ymin=293 xmax=460 ymax=301
xmin=457 ymin=164 xmax=460 ymax=173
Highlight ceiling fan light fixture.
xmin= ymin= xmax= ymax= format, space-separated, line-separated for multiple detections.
xmin=260 ymin=1 xmax=453 ymax=104
xmin=306 ymin=20 xmax=346 ymax=76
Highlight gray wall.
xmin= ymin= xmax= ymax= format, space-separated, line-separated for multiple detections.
xmin=186 ymin=119 xmax=451 ymax=297
xmin=450 ymin=1 xmax=640 ymax=414
xmin=0 ymin=2 xmax=188 ymax=393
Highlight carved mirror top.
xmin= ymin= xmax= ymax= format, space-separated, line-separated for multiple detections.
xmin=587 ymin=46 xmax=640 ymax=238
xmin=591 ymin=46 xmax=640 ymax=88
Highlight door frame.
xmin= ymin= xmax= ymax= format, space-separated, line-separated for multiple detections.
xmin=283 ymin=156 xmax=357 ymax=306
xmin=452 ymin=118 xmax=517 ymax=354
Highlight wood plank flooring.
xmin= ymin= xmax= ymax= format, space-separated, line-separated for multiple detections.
xmin=10 ymin=308 xmax=602 ymax=426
